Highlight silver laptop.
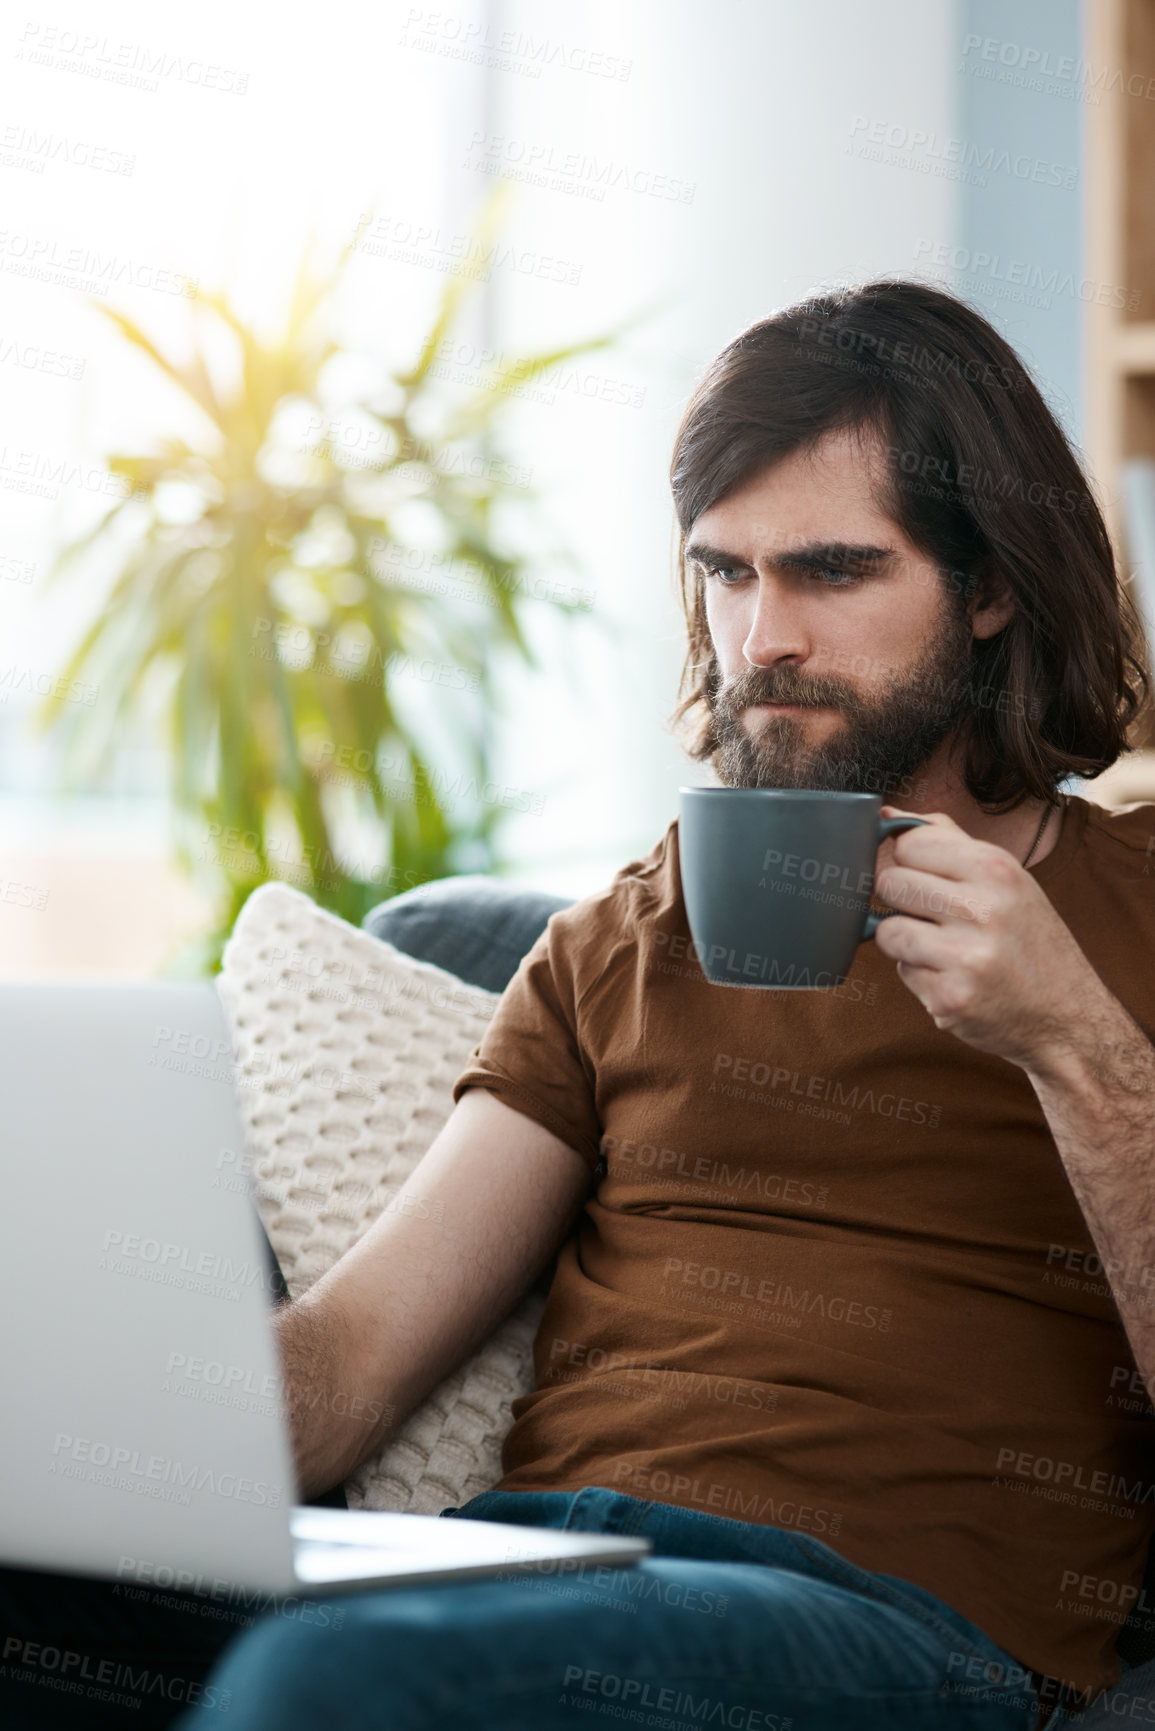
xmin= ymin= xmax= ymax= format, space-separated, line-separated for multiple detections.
xmin=0 ymin=982 xmax=650 ymax=1597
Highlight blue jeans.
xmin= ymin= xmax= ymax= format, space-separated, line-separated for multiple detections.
xmin=173 ymin=1486 xmax=1056 ymax=1730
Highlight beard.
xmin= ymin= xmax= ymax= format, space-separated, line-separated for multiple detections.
xmin=708 ymin=601 xmax=977 ymax=797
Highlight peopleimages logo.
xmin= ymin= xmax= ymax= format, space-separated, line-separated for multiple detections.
xmin=545 ymin=1337 xmax=779 ymax=1411
xmin=995 ymin=1446 xmax=1155 ymax=1509
xmin=599 ymin=1134 xmax=831 ymax=1208
xmin=610 ymin=1459 xmax=844 ymax=1537
xmin=661 ymin=1257 xmax=893 ymax=1333
xmin=15 ymin=22 xmax=250 ymax=95
xmin=559 ymin=1666 xmax=789 ymax=1730
xmin=847 ymin=116 xmax=1077 ymax=189
xmin=1060 ymin=1568 xmax=1155 ymax=1620
xmin=164 ymin=1351 xmax=279 ymax=1400
xmin=50 ymin=1433 xmax=282 ymax=1508
xmin=759 ymin=846 xmax=873 ymax=896
xmin=100 ymin=1229 xmax=268 ymax=1291
xmin=0 ymin=1637 xmax=230 ymax=1714
xmin=710 ymin=1053 xmax=942 ymax=1129
xmin=113 ymin=1555 xmax=347 ymax=1631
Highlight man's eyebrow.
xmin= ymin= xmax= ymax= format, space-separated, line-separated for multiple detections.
xmin=684 ymin=539 xmax=747 ymax=569
xmin=683 ymin=539 xmax=897 ymax=572
xmin=777 ymin=541 xmax=896 ymax=573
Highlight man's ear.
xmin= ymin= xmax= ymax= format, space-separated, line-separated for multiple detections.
xmin=968 ymin=564 xmax=1014 ymax=640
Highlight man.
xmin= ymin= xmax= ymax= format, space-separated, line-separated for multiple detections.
xmin=143 ymin=282 xmax=1155 ymax=1726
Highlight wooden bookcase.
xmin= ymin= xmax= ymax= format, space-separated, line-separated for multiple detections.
xmin=1084 ymin=0 xmax=1155 ymax=774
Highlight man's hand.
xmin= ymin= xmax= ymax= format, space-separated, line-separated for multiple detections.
xmin=869 ymin=806 xmax=1109 ymax=1072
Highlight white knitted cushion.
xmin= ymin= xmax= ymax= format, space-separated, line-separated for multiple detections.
xmin=216 ymin=880 xmax=543 ymax=1514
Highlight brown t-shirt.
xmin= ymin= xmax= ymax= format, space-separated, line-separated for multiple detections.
xmin=451 ymin=794 xmax=1155 ymax=1699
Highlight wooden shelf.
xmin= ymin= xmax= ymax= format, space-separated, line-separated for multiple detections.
xmin=1085 ymin=0 xmax=1155 ymax=748
xmin=1114 ymin=322 xmax=1155 ymax=374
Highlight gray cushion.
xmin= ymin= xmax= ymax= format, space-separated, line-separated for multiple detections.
xmin=363 ymin=874 xmax=574 ymax=994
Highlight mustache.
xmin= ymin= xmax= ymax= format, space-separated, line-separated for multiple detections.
xmin=714 ymin=666 xmax=860 ymax=713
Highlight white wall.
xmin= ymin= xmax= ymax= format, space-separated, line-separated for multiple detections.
xmin=954 ymin=0 xmax=1084 ymax=439
xmin=480 ymin=0 xmax=961 ymax=894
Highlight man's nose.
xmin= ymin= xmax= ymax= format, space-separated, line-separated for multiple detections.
xmin=742 ymin=575 xmax=811 ymax=667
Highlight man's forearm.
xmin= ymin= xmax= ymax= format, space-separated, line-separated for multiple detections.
xmin=274 ymin=1288 xmax=399 ymax=1499
xmin=263 ymin=1092 xmax=595 ymax=1501
xmin=1026 ymin=983 xmax=1155 ymax=1392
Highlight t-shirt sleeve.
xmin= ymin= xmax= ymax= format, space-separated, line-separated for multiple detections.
xmin=450 ymin=910 xmax=602 ymax=1173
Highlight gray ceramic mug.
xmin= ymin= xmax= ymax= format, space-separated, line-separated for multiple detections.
xmin=678 ymin=787 xmax=928 ymax=990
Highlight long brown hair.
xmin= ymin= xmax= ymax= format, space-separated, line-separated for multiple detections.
xmin=669 ymin=279 xmax=1149 ymax=809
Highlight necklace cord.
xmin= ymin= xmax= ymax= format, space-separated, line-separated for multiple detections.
xmin=1022 ymin=794 xmax=1065 ymax=869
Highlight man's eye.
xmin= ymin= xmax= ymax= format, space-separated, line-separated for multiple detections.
xmin=701 ymin=563 xmax=865 ymax=588
xmin=813 ymin=566 xmax=862 ymax=587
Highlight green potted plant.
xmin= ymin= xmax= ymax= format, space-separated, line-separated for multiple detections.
xmin=39 ymin=203 xmax=619 ymax=970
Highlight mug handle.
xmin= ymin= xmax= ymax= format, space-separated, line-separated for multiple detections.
xmin=861 ymin=815 xmax=930 ymax=940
